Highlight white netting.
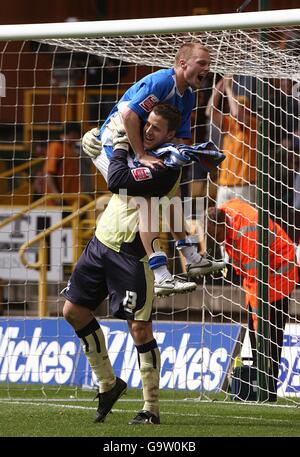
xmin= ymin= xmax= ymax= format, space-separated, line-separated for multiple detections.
xmin=42 ymin=27 xmax=300 ymax=79
xmin=0 ymin=19 xmax=299 ymax=406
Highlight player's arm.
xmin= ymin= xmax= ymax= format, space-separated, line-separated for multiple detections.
xmin=121 ymin=107 xmax=144 ymax=159
xmin=223 ymin=76 xmax=239 ymax=118
xmin=120 ymin=107 xmax=164 ymax=169
xmin=107 ymin=147 xmax=180 ymax=197
xmin=205 ymin=77 xmax=224 ymax=130
xmin=119 ymin=75 xmax=174 ymax=168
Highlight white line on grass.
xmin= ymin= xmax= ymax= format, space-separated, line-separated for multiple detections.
xmin=0 ymin=397 xmax=298 ymax=409
xmin=0 ymin=399 xmax=292 ymax=423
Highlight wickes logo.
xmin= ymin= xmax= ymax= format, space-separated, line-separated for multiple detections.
xmin=100 ymin=327 xmax=228 ymax=391
xmin=0 ymin=320 xmax=236 ymax=391
xmin=0 ymin=326 xmax=76 ymax=383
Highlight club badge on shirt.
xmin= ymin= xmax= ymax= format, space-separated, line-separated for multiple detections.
xmin=139 ymin=94 xmax=159 ymax=112
xmin=131 ymin=167 xmax=153 ymax=181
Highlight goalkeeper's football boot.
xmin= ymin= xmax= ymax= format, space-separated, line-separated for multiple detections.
xmin=94 ymin=377 xmax=127 ymax=423
xmin=128 ymin=410 xmax=160 ymax=425
xmin=186 ymin=256 xmax=226 ymax=278
xmin=154 ymin=275 xmax=197 ymax=297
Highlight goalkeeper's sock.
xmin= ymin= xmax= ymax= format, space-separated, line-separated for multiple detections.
xmin=76 ymin=318 xmax=116 ymax=393
xmin=176 ymin=237 xmax=202 ymax=264
xmin=148 ymin=251 xmax=172 ymax=284
xmin=136 ymin=339 xmax=160 ymax=417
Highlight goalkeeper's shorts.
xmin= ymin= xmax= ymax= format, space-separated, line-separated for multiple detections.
xmin=62 ymin=235 xmax=154 ymax=321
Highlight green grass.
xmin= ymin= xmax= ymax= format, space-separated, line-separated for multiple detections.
xmin=0 ymin=386 xmax=299 ymax=437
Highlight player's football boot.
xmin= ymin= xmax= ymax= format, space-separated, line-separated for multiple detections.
xmin=186 ymin=256 xmax=226 ymax=277
xmin=128 ymin=410 xmax=160 ymax=425
xmin=154 ymin=275 xmax=197 ymax=297
xmin=94 ymin=377 xmax=127 ymax=423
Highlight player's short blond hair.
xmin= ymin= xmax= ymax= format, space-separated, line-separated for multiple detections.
xmin=174 ymin=42 xmax=209 ymax=66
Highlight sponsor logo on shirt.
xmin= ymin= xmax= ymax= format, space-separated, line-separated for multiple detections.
xmin=131 ymin=167 xmax=153 ymax=181
xmin=139 ymin=94 xmax=159 ymax=112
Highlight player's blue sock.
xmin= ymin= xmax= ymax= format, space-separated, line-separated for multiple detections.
xmin=175 ymin=237 xmax=201 ymax=264
xmin=148 ymin=252 xmax=172 ymax=283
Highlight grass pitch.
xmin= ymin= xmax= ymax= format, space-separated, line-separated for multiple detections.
xmin=0 ymin=386 xmax=299 ymax=438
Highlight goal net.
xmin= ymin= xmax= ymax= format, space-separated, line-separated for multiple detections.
xmin=0 ymin=9 xmax=300 ymax=406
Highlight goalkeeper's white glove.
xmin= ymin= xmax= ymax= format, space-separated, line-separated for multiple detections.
xmin=107 ymin=113 xmax=130 ymax=152
xmin=82 ymin=128 xmax=102 ymax=159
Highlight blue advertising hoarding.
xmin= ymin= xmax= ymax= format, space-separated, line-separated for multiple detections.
xmin=0 ymin=318 xmax=240 ymax=391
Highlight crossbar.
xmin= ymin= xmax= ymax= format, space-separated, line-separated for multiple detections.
xmin=0 ymin=9 xmax=299 ymax=40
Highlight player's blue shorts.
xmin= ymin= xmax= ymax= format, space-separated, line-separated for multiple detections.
xmin=62 ymin=236 xmax=154 ymax=321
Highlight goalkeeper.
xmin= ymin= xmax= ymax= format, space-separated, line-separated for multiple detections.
xmin=86 ymin=103 xmax=225 ymax=295
xmin=82 ymin=43 xmax=225 ymax=295
xmin=62 ymin=103 xmax=204 ymax=426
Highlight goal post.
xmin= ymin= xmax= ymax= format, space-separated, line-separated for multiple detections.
xmin=0 ymin=9 xmax=300 ymax=405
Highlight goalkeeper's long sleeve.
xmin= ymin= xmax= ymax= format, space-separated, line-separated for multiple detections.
xmin=107 ymin=148 xmax=180 ymax=197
